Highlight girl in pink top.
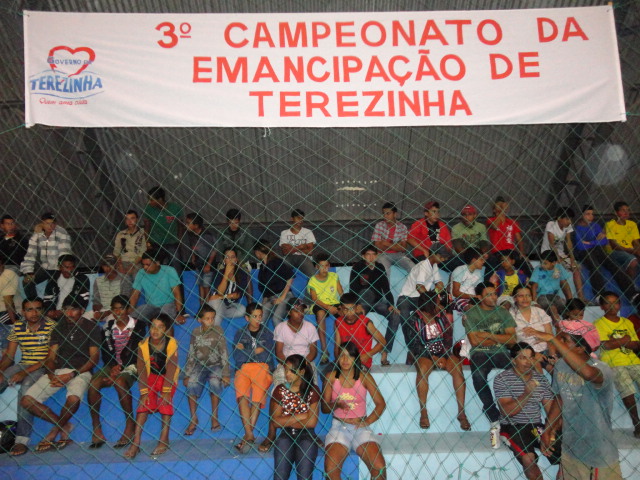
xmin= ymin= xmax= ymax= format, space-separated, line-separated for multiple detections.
xmin=322 ymin=342 xmax=386 ymax=480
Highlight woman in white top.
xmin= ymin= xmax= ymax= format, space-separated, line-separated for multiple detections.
xmin=509 ymin=284 xmax=554 ymax=372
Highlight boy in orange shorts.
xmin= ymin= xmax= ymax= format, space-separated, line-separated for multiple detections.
xmin=233 ymin=302 xmax=275 ymax=453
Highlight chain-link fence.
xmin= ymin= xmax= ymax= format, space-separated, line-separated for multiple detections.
xmin=1 ymin=0 xmax=640 ymax=479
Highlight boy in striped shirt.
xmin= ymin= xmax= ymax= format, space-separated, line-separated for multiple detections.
xmin=0 ymin=298 xmax=55 ymax=456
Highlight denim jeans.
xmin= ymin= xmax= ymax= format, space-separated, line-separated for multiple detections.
xmin=0 ymin=365 xmax=46 ymax=445
xmin=359 ymin=291 xmax=401 ymax=354
xmin=262 ymin=291 xmax=294 ymax=328
xmin=274 ymin=429 xmax=318 ymax=480
xmin=469 ymin=349 xmax=511 ymax=423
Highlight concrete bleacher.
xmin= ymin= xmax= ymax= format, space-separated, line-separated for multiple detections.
xmin=1 ymin=265 xmax=640 ymax=478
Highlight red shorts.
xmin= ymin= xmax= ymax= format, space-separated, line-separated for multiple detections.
xmin=137 ymin=373 xmax=176 ymax=415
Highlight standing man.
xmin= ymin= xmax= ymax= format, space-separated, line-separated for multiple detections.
xmin=408 ymin=200 xmax=452 ymax=261
xmin=279 ymin=208 xmax=316 ymax=278
xmin=0 ymin=298 xmax=56 ymax=456
xmin=493 ymin=342 xmax=561 ymax=480
xmin=525 ymin=321 xmax=624 ymax=479
xmin=463 ymin=282 xmax=517 ymax=443
xmin=184 ymin=213 xmax=217 ymax=306
xmin=143 ymin=186 xmax=184 ymax=269
xmin=21 ymin=212 xmax=72 ymax=299
xmin=371 ymin=202 xmax=414 ymax=286
xmin=129 ymin=251 xmax=186 ymax=325
xmin=216 ymin=208 xmax=255 ymax=270
xmin=113 ymin=210 xmax=147 ymax=278
xmin=21 ymin=297 xmax=101 ymax=452
xmin=0 ymin=215 xmax=29 ymax=274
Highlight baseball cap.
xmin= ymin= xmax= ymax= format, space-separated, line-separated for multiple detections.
xmin=461 ymin=205 xmax=477 ymax=215
xmin=558 ymin=320 xmax=600 ymax=351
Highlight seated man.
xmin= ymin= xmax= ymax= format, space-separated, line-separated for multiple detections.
xmin=594 ymin=291 xmax=640 ymax=438
xmin=113 ymin=210 xmax=147 ymax=278
xmin=89 ymin=254 xmax=133 ymax=321
xmin=42 ymin=254 xmax=90 ymax=321
xmin=279 ymin=208 xmax=316 ymax=278
xmin=396 ymin=244 xmax=448 ymax=364
xmin=605 ymin=201 xmax=640 ymax=281
xmin=0 ymin=298 xmax=56 ymax=456
xmin=21 ymin=212 xmax=72 ymax=300
xmin=259 ymin=298 xmax=319 ymax=453
xmin=88 ymin=295 xmax=146 ymax=449
xmin=0 ymin=257 xmax=19 ymax=352
xmin=21 ymin=296 xmax=101 ymax=452
xmin=493 ymin=342 xmax=561 ymax=479
xmin=408 ymin=201 xmax=452 ymax=262
xmin=216 ymin=208 xmax=255 ymax=271
xmin=463 ymin=282 xmax=516 ymax=445
xmin=349 ymin=245 xmax=400 ymax=366
xmin=129 ymin=251 xmax=186 ymax=325
xmin=371 ymin=202 xmax=414 ymax=286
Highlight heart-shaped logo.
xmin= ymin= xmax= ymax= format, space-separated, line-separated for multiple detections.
xmin=47 ymin=46 xmax=96 ymax=77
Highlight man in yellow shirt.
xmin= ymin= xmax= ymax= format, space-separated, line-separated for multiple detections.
xmin=594 ymin=291 xmax=640 ymax=438
xmin=605 ymin=201 xmax=640 ymax=282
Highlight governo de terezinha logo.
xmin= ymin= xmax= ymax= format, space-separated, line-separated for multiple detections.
xmin=29 ymin=46 xmax=104 ymax=100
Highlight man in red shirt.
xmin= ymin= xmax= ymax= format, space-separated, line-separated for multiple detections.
xmin=408 ymin=201 xmax=452 ymax=262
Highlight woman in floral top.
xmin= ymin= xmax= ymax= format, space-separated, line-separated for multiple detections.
xmin=272 ymin=354 xmax=320 ymax=480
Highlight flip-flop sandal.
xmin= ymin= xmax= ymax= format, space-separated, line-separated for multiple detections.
xmin=9 ymin=444 xmax=28 ymax=456
xmin=89 ymin=440 xmax=106 ymax=449
xmin=113 ymin=439 xmax=132 ymax=449
xmin=258 ymin=438 xmax=274 ymax=453
xmin=56 ymin=439 xmax=73 ymax=450
xmin=211 ymin=423 xmax=222 ymax=432
xmin=151 ymin=445 xmax=168 ymax=457
xmin=419 ymin=412 xmax=430 ymax=430
xmin=234 ymin=438 xmax=254 ymax=454
xmin=380 ymin=359 xmax=391 ymax=366
xmin=184 ymin=424 xmax=198 ymax=436
xmin=35 ymin=441 xmax=56 ymax=453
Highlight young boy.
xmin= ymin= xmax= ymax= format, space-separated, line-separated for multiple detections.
xmin=494 ymin=251 xmax=528 ymax=309
xmin=113 ymin=210 xmax=147 ymax=278
xmin=450 ymin=248 xmax=487 ymax=312
xmin=88 ymin=295 xmax=146 ymax=449
xmin=529 ymin=251 xmax=573 ymax=320
xmin=124 ymin=313 xmax=179 ymax=459
xmin=233 ymin=303 xmax=274 ymax=454
xmin=183 ymin=304 xmax=230 ymax=436
xmin=541 ymin=208 xmax=585 ymax=302
xmin=334 ymin=292 xmax=387 ymax=369
xmin=307 ymin=252 xmax=343 ymax=364
xmin=594 ymin=291 xmax=640 ymax=438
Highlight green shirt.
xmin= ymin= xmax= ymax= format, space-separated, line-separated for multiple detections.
xmin=451 ymin=221 xmax=489 ymax=248
xmin=143 ymin=201 xmax=183 ymax=246
xmin=463 ymin=305 xmax=516 ymax=354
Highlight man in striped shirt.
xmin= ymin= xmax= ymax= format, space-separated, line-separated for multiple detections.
xmin=493 ymin=342 xmax=561 ymax=480
xmin=0 ymin=298 xmax=56 ymax=456
xmin=20 ymin=212 xmax=72 ymax=300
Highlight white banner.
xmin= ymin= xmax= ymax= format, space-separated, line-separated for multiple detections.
xmin=24 ymin=7 xmax=625 ymax=128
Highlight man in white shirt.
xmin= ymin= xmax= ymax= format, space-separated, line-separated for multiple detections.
xmin=279 ymin=209 xmax=316 ymax=278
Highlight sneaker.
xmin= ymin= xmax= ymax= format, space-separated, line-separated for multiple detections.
xmin=489 ymin=422 xmax=501 ymax=449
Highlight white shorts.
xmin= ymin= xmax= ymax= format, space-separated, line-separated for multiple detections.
xmin=25 ymin=368 xmax=91 ymax=402
xmin=324 ymin=418 xmax=379 ymax=451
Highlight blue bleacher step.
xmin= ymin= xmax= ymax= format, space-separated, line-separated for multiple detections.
xmin=375 ymin=430 xmax=640 ymax=480
xmin=0 ymin=436 xmax=359 ymax=480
